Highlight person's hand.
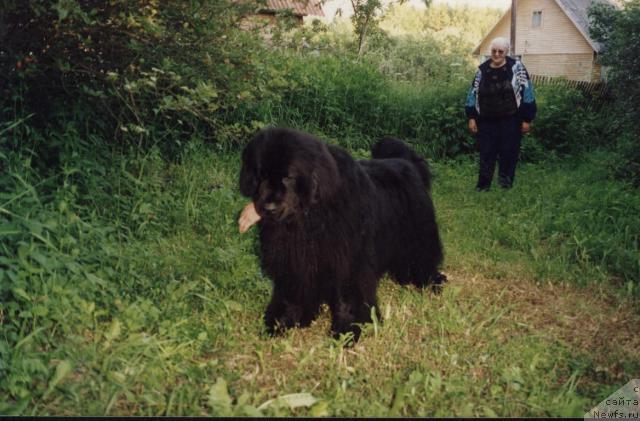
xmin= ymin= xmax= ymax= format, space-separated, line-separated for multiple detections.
xmin=521 ymin=121 xmax=531 ymax=134
xmin=468 ymin=119 xmax=478 ymax=134
xmin=239 ymin=202 xmax=261 ymax=233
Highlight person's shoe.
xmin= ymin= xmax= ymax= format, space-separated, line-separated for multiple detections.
xmin=498 ymin=176 xmax=513 ymax=189
xmin=475 ymin=186 xmax=490 ymax=192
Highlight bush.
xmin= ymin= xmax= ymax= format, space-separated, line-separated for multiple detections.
xmin=0 ymin=0 xmax=275 ymax=157
xmin=527 ymin=85 xmax=586 ymax=155
xmin=260 ymin=53 xmax=473 ymax=158
xmin=589 ymin=0 xmax=640 ymax=185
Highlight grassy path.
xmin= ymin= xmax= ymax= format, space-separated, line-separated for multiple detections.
xmin=3 ymin=146 xmax=639 ymax=416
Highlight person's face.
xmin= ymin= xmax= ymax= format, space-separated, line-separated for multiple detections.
xmin=490 ymin=45 xmax=507 ymax=66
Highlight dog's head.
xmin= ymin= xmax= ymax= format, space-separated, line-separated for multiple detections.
xmin=239 ymin=128 xmax=341 ymax=222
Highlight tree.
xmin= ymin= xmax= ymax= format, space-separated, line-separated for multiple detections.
xmin=589 ymin=0 xmax=640 ymax=123
xmin=350 ymin=0 xmax=432 ymax=59
xmin=589 ymin=0 xmax=640 ymax=184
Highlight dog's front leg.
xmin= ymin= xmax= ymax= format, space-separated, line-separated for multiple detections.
xmin=264 ymin=283 xmax=304 ymax=336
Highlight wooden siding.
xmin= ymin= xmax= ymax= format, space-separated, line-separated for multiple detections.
xmin=264 ymin=0 xmax=324 ymax=16
xmin=477 ymin=0 xmax=593 ymax=56
xmin=523 ymin=53 xmax=598 ymax=81
xmin=518 ymin=0 xmax=593 ymax=54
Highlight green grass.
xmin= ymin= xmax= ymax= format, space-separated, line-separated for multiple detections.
xmin=1 ymin=141 xmax=639 ymax=416
xmin=433 ymin=153 xmax=640 ymax=291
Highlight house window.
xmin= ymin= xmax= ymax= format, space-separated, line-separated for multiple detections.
xmin=532 ymin=10 xmax=543 ymax=28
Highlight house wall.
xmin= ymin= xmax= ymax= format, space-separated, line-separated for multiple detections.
xmin=522 ymin=53 xmax=599 ymax=81
xmin=475 ymin=0 xmax=599 ymax=81
xmin=477 ymin=0 xmax=593 ymax=55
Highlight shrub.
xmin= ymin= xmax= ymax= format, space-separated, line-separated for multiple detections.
xmin=528 ymin=84 xmax=585 ymax=155
xmin=589 ymin=0 xmax=640 ymax=185
xmin=0 ymin=0 xmax=273 ymax=157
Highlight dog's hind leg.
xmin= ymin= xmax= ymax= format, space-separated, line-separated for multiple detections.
xmin=401 ymin=254 xmax=447 ymax=294
xmin=401 ymin=216 xmax=447 ymax=293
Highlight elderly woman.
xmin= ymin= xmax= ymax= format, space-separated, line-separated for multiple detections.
xmin=465 ymin=37 xmax=537 ymax=191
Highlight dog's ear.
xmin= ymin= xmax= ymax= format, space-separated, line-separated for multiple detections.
xmin=239 ymin=142 xmax=258 ymax=197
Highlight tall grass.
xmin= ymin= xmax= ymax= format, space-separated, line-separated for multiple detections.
xmin=2 ymin=138 xmax=638 ymax=415
xmin=261 ymin=54 xmax=472 ymax=158
xmin=248 ymin=54 xmax=613 ymax=164
xmin=433 ymin=154 xmax=640 ymax=293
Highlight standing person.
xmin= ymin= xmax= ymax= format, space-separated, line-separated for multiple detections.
xmin=465 ymin=37 xmax=537 ymax=191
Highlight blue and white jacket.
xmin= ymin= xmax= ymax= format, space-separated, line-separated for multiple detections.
xmin=465 ymin=56 xmax=537 ymax=122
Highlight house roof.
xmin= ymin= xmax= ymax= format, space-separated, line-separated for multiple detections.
xmin=556 ymin=0 xmax=618 ymax=50
xmin=473 ymin=0 xmax=619 ymax=55
xmin=262 ymin=0 xmax=324 ymax=16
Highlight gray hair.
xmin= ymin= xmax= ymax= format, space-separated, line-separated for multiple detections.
xmin=490 ymin=37 xmax=510 ymax=53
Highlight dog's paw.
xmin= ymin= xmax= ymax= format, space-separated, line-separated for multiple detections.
xmin=427 ymin=272 xmax=447 ymax=294
xmin=331 ymin=329 xmax=358 ymax=347
xmin=264 ymin=318 xmax=288 ymax=336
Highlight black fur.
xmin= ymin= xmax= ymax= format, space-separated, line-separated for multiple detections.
xmin=239 ymin=127 xmax=446 ymax=341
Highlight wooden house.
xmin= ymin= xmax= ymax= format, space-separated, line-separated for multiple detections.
xmin=473 ymin=0 xmax=619 ymax=82
xmin=255 ymin=0 xmax=324 ymax=24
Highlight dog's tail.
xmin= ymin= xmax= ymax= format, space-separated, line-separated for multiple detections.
xmin=371 ymin=137 xmax=432 ymax=190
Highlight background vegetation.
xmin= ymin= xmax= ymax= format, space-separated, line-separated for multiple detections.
xmin=1 ymin=0 xmax=639 ymax=416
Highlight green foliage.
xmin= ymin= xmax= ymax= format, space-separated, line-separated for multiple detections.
xmin=589 ymin=0 xmax=640 ymax=116
xmin=381 ymin=3 xmax=503 ymax=44
xmin=363 ymin=33 xmax=475 ymax=83
xmin=258 ymin=53 xmax=472 ymax=158
xmin=0 ymin=149 xmax=122 ymax=407
xmin=527 ymin=85 xmax=586 ymax=155
xmin=589 ymin=0 xmax=640 ymax=184
xmin=300 ymin=3 xmax=500 ymax=83
xmin=0 ymin=0 xmax=272 ymax=155
xmin=350 ymin=0 xmax=388 ymax=58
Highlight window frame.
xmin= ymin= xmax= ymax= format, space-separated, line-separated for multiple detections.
xmin=532 ymin=10 xmax=543 ymax=29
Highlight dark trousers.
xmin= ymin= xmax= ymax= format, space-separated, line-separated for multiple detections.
xmin=476 ymin=115 xmax=522 ymax=189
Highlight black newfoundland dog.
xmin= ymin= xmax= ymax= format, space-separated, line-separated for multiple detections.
xmin=239 ymin=127 xmax=446 ymax=341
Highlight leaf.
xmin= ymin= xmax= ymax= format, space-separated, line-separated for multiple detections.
xmin=105 ymin=319 xmax=121 ymax=341
xmin=30 ymin=251 xmax=50 ymax=269
xmin=208 ymin=377 xmax=232 ymax=413
xmin=310 ymin=400 xmax=329 ymax=416
xmin=258 ymin=393 xmax=317 ymax=411
xmin=108 ymin=371 xmax=126 ymax=385
xmin=224 ymin=300 xmax=242 ymax=312
xmin=389 ymin=385 xmax=406 ymax=416
xmin=1 ymin=396 xmax=30 ymax=415
xmin=43 ymin=360 xmax=73 ymax=399
xmin=55 ymin=2 xmax=69 ymax=20
xmin=12 ymin=287 xmax=31 ymax=302
xmin=242 ymin=405 xmax=263 ymax=417
xmin=482 ymin=405 xmax=498 ymax=417
xmin=33 ymin=305 xmax=49 ymax=317
xmin=0 ymin=223 xmax=21 ymax=236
